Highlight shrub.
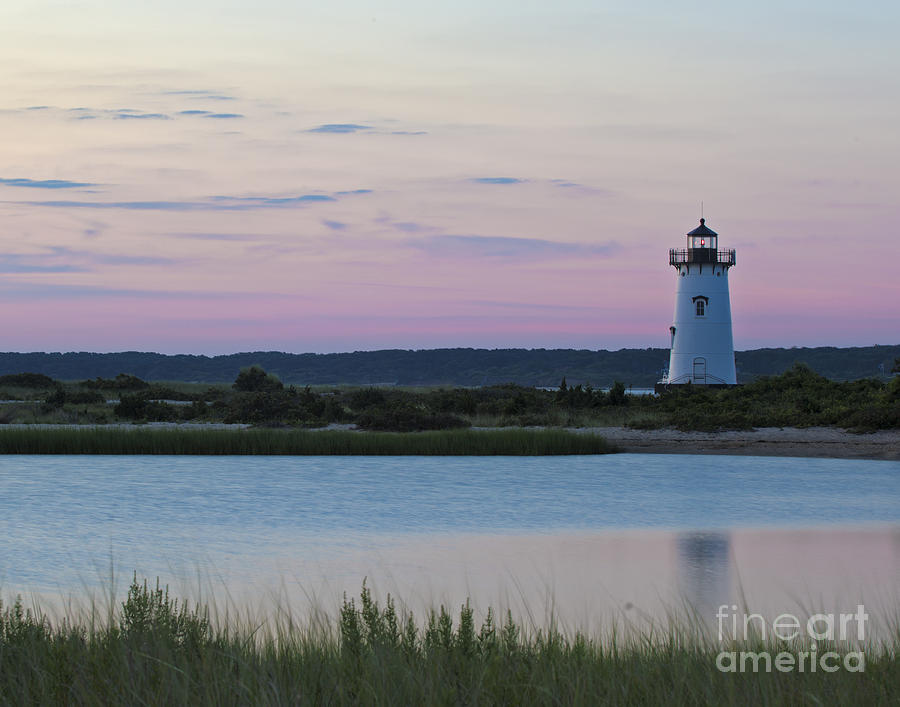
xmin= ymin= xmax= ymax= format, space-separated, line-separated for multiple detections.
xmin=114 ymin=394 xmax=180 ymax=422
xmin=0 ymin=372 xmax=58 ymax=388
xmin=120 ymin=573 xmax=210 ymax=650
xmin=349 ymin=387 xmax=387 ymax=410
xmin=66 ymin=389 xmax=107 ymax=405
xmin=82 ymin=373 xmax=150 ymax=390
xmin=232 ymin=366 xmax=284 ymax=392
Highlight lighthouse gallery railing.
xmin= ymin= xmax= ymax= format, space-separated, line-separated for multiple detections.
xmin=669 ymin=249 xmax=736 ymax=266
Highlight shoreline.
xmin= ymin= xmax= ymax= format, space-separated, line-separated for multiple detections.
xmin=578 ymin=426 xmax=900 ymax=461
xmin=0 ymin=423 xmax=897 ymax=459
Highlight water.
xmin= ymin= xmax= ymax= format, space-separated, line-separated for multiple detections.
xmin=1 ymin=454 xmax=898 ymax=634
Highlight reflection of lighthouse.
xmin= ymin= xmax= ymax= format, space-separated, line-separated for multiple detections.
xmin=663 ymin=219 xmax=737 ymax=386
xmin=676 ymin=531 xmax=732 ymax=615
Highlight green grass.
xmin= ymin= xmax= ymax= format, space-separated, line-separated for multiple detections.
xmin=0 ymin=402 xmax=114 ymax=426
xmin=0 ymin=427 xmax=617 ymax=455
xmin=2 ymin=577 xmax=897 ymax=705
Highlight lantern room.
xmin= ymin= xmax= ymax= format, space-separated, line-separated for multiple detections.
xmin=687 ymin=218 xmax=717 ymax=250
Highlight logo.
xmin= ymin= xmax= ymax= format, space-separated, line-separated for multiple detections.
xmin=714 ymin=605 xmax=867 ymax=673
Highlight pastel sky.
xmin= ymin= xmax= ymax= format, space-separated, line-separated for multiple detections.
xmin=1 ymin=0 xmax=897 ymax=354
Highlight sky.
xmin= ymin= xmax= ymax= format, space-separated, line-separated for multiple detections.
xmin=0 ymin=0 xmax=897 ymax=354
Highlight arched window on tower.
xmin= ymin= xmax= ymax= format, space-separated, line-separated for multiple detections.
xmin=692 ymin=295 xmax=709 ymax=317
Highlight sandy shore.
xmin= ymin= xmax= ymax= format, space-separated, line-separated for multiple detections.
xmin=579 ymin=426 xmax=900 ymax=461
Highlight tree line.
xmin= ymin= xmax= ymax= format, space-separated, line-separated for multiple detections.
xmin=0 ymin=345 xmax=898 ymax=387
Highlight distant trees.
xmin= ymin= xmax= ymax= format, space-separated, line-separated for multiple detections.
xmin=2 ymin=346 xmax=900 ymax=386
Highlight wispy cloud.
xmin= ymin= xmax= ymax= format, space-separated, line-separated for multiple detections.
xmin=115 ymin=112 xmax=171 ymax=120
xmin=392 ymin=221 xmax=432 ymax=233
xmin=215 ymin=194 xmax=335 ymax=206
xmin=373 ymin=216 xmax=437 ymax=234
xmin=471 ymin=177 xmax=524 ymax=185
xmin=0 ymin=281 xmax=274 ymax=301
xmin=391 ymin=130 xmax=427 ymax=135
xmin=322 ymin=220 xmax=347 ymax=231
xmin=81 ymin=220 xmax=108 ymax=239
xmin=0 ymin=177 xmax=95 ymax=190
xmin=410 ymin=235 xmax=621 ymax=260
xmin=0 ymin=255 xmax=87 ymax=274
xmin=548 ymin=179 xmax=612 ymax=196
xmin=0 ymin=245 xmax=172 ymax=274
xmin=61 ymin=107 xmax=173 ymax=121
xmin=308 ymin=124 xmax=372 ymax=134
xmin=11 ymin=189 xmax=370 ymax=212
xmin=16 ymin=200 xmax=215 ymax=211
xmin=49 ymin=246 xmax=173 ymax=266
xmin=168 ymin=232 xmax=262 ymax=241
xmin=178 ymin=110 xmax=244 ymax=119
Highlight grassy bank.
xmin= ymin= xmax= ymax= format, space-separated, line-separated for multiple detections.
xmin=3 ymin=364 xmax=898 ymax=432
xmin=0 ymin=427 xmax=616 ymax=455
xmin=1 ymin=578 xmax=896 ymax=705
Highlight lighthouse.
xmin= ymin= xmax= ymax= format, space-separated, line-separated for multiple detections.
xmin=663 ymin=219 xmax=737 ymax=386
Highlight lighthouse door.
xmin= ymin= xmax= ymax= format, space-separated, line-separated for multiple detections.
xmin=692 ymin=357 xmax=707 ymax=382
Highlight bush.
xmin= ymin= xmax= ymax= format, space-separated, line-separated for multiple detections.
xmin=607 ymin=381 xmax=628 ymax=406
xmin=349 ymin=387 xmax=387 ymax=410
xmin=67 ymin=390 xmax=107 ymax=404
xmin=0 ymin=372 xmax=58 ymax=388
xmin=41 ymin=386 xmax=106 ymax=412
xmin=114 ymin=394 xmax=180 ymax=422
xmin=120 ymin=573 xmax=209 ymax=650
xmin=82 ymin=373 xmax=150 ymax=390
xmin=232 ymin=366 xmax=284 ymax=392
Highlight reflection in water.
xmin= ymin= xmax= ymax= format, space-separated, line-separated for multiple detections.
xmin=676 ymin=532 xmax=731 ymax=615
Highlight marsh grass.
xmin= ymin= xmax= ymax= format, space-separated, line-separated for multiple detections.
xmin=0 ymin=427 xmax=616 ymax=455
xmin=1 ymin=578 xmax=897 ymax=706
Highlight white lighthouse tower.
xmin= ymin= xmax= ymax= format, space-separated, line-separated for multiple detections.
xmin=663 ymin=218 xmax=737 ymax=386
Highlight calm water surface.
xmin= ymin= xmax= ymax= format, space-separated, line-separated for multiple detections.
xmin=2 ymin=453 xmax=898 ymax=632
